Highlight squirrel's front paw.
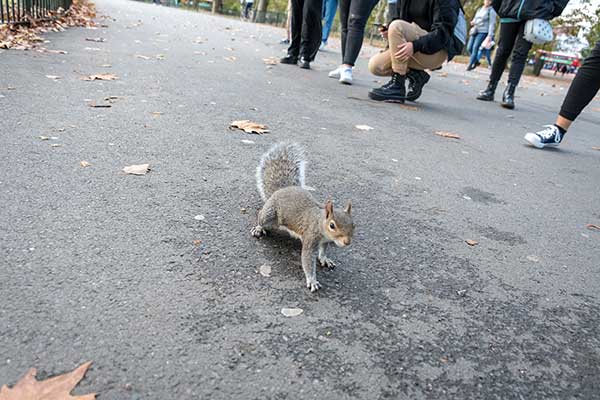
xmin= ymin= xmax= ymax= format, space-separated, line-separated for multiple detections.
xmin=306 ymin=277 xmax=322 ymax=292
xmin=251 ymin=225 xmax=267 ymax=238
xmin=318 ymin=256 xmax=337 ymax=270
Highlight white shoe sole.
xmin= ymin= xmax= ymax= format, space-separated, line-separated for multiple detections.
xmin=524 ymin=133 xmax=560 ymax=149
xmin=328 ymin=72 xmax=340 ymax=79
xmin=339 ymin=77 xmax=352 ymax=85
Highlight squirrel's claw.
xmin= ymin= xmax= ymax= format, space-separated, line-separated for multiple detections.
xmin=251 ymin=226 xmax=267 ymax=238
xmin=306 ymin=278 xmax=322 ymax=292
xmin=318 ymin=257 xmax=336 ymax=270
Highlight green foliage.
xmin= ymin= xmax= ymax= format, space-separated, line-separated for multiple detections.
xmin=582 ymin=7 xmax=600 ymax=57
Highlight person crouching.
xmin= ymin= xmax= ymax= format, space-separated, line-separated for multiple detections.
xmin=367 ymin=0 xmax=461 ymax=103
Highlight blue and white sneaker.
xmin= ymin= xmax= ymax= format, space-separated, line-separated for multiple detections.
xmin=524 ymin=125 xmax=564 ymax=149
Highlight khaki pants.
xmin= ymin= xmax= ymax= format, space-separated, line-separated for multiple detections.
xmin=368 ymin=19 xmax=448 ymax=76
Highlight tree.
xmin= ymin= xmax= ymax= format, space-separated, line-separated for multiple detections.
xmin=212 ymin=0 xmax=223 ymax=13
xmin=254 ymin=0 xmax=269 ymax=22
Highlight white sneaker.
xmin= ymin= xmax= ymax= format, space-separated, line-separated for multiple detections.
xmin=524 ymin=125 xmax=564 ymax=149
xmin=328 ymin=66 xmax=343 ymax=79
xmin=339 ymin=67 xmax=353 ymax=85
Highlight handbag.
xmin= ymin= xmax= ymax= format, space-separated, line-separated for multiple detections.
xmin=524 ymin=19 xmax=554 ymax=44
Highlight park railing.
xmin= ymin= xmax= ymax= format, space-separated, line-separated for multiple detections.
xmin=0 ymin=0 xmax=72 ymax=25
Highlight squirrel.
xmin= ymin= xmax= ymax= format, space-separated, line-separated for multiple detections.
xmin=251 ymin=143 xmax=355 ymax=292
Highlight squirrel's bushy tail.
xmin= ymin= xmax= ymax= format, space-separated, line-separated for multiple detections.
xmin=256 ymin=142 xmax=306 ymax=201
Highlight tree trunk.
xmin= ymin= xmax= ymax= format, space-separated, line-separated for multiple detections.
xmin=212 ymin=0 xmax=222 ymax=14
xmin=254 ymin=0 xmax=269 ymax=23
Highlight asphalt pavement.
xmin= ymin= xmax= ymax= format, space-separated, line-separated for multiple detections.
xmin=1 ymin=0 xmax=599 ymax=398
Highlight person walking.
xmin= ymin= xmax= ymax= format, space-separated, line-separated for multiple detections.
xmin=280 ymin=0 xmax=323 ymax=69
xmin=327 ymin=0 xmax=381 ymax=84
xmin=524 ymin=41 xmax=600 ymax=149
xmin=366 ymin=0 xmax=463 ymax=103
xmin=320 ymin=0 xmax=338 ymax=50
xmin=476 ymin=0 xmax=569 ymax=109
xmin=466 ymin=0 xmax=496 ymax=71
xmin=477 ymin=35 xmax=494 ymax=67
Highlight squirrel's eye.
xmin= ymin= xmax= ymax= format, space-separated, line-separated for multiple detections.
xmin=329 ymin=222 xmax=336 ymax=230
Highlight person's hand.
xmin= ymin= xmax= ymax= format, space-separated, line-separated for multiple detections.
xmin=378 ymin=26 xmax=388 ymax=40
xmin=395 ymin=42 xmax=414 ymax=61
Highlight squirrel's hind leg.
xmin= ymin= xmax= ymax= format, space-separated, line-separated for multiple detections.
xmin=251 ymin=200 xmax=277 ymax=238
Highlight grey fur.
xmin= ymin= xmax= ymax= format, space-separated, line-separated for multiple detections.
xmin=256 ymin=143 xmax=306 ymax=202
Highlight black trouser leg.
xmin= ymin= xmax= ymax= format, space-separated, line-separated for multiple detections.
xmin=342 ymin=0 xmax=379 ymax=66
xmin=489 ymin=22 xmax=521 ymax=83
xmin=288 ymin=0 xmax=305 ymax=57
xmin=338 ymin=0 xmax=350 ymax=61
xmin=559 ymin=40 xmax=600 ymax=121
xmin=507 ymin=23 xmax=532 ymax=86
xmin=300 ymin=0 xmax=323 ymax=60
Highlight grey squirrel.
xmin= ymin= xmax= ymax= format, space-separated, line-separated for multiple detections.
xmin=251 ymin=143 xmax=355 ymax=292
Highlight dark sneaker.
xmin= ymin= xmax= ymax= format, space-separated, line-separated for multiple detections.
xmin=299 ymin=57 xmax=311 ymax=69
xmin=368 ymin=73 xmax=406 ymax=103
xmin=524 ymin=125 xmax=564 ymax=149
xmin=406 ymin=69 xmax=430 ymax=101
xmin=280 ymin=55 xmax=298 ymax=65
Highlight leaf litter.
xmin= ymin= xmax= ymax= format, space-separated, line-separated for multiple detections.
xmin=0 ymin=361 xmax=95 ymax=400
xmin=80 ymin=73 xmax=118 ymax=81
xmin=123 ymin=164 xmax=150 ymax=175
xmin=230 ymin=120 xmax=269 ymax=134
xmin=435 ymin=131 xmax=461 ymax=139
xmin=355 ymin=125 xmax=374 ymax=131
xmin=281 ymin=308 xmax=303 ymax=317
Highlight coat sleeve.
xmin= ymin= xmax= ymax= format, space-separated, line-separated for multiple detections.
xmin=411 ymin=0 xmax=458 ymax=55
xmin=492 ymin=0 xmax=502 ymax=14
xmin=487 ymin=8 xmax=497 ymax=38
xmin=551 ymin=0 xmax=569 ymax=19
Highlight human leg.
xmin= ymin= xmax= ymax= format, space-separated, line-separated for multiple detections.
xmin=338 ymin=0 xmax=350 ymax=61
xmin=321 ymin=0 xmax=337 ymax=43
xmin=468 ymin=33 xmax=486 ymax=69
xmin=342 ymin=0 xmax=380 ymax=66
xmin=501 ymin=22 xmax=532 ymax=108
xmin=299 ymin=0 xmax=323 ymax=63
xmin=285 ymin=0 xmax=304 ymax=59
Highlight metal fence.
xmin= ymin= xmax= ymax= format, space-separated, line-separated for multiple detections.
xmin=1 ymin=0 xmax=72 ymax=25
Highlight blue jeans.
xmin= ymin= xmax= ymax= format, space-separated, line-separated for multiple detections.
xmin=477 ymin=47 xmax=492 ymax=65
xmin=321 ymin=0 xmax=337 ymax=43
xmin=467 ymin=32 xmax=487 ymax=67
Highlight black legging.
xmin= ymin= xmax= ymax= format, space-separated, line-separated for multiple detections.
xmin=288 ymin=0 xmax=323 ymax=61
xmin=560 ymin=41 xmax=600 ymax=121
xmin=339 ymin=0 xmax=379 ymax=66
xmin=489 ymin=21 xmax=532 ymax=86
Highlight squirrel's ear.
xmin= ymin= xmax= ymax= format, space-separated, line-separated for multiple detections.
xmin=345 ymin=201 xmax=352 ymax=215
xmin=325 ymin=200 xmax=333 ymax=218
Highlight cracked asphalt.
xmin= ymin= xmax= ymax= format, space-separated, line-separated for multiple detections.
xmin=1 ymin=0 xmax=599 ymax=398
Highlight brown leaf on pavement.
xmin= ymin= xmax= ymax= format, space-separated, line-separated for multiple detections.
xmin=123 ymin=164 xmax=150 ymax=175
xmin=85 ymin=37 xmax=105 ymax=42
xmin=399 ymin=104 xmax=419 ymax=111
xmin=80 ymin=73 xmax=118 ymax=81
xmin=224 ymin=56 xmax=237 ymax=62
xmin=0 ymin=361 xmax=95 ymax=400
xmin=88 ymin=102 xmax=111 ymax=108
xmin=438 ymin=72 xmax=448 ymax=77
xmin=46 ymin=75 xmax=61 ymax=80
xmin=135 ymin=54 xmax=150 ymax=60
xmin=592 ymin=147 xmax=600 ymax=151
xmin=263 ymin=57 xmax=279 ymax=65
xmin=586 ymin=224 xmax=600 ymax=231
xmin=80 ymin=160 xmax=91 ymax=167
xmin=230 ymin=120 xmax=269 ymax=134
xmin=435 ymin=131 xmax=461 ymax=139
xmin=466 ymin=239 xmax=479 ymax=246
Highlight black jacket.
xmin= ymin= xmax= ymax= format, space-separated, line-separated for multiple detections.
xmin=491 ymin=0 xmax=570 ymax=20
xmin=394 ymin=0 xmax=460 ymax=55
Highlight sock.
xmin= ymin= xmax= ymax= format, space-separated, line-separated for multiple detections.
xmin=554 ymin=124 xmax=567 ymax=135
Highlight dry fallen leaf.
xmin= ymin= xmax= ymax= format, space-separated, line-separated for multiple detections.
xmin=150 ymin=111 xmax=163 ymax=116
xmin=88 ymin=102 xmax=111 ymax=108
xmin=263 ymin=57 xmax=279 ymax=65
xmin=80 ymin=160 xmax=91 ymax=167
xmin=123 ymin=164 xmax=150 ymax=175
xmin=135 ymin=54 xmax=150 ymax=60
xmin=399 ymin=104 xmax=419 ymax=111
xmin=80 ymin=73 xmax=118 ymax=81
xmin=281 ymin=307 xmax=303 ymax=317
xmin=586 ymin=224 xmax=600 ymax=231
xmin=0 ymin=361 xmax=95 ymax=400
xmin=224 ymin=56 xmax=237 ymax=62
xmin=192 ymin=239 xmax=202 ymax=245
xmin=230 ymin=120 xmax=269 ymax=134
xmin=438 ymin=72 xmax=448 ymax=77
xmin=45 ymin=75 xmax=61 ymax=80
xmin=85 ymin=37 xmax=105 ymax=42
xmin=355 ymin=125 xmax=374 ymax=131
xmin=465 ymin=239 xmax=478 ymax=246
xmin=435 ymin=131 xmax=461 ymax=139
xmin=259 ymin=264 xmax=272 ymax=277
xmin=592 ymin=147 xmax=600 ymax=151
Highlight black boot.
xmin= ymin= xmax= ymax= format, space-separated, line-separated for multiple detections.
xmin=298 ymin=57 xmax=311 ymax=69
xmin=476 ymin=80 xmax=498 ymax=101
xmin=501 ymin=83 xmax=516 ymax=109
xmin=368 ymin=73 xmax=406 ymax=103
xmin=406 ymin=69 xmax=430 ymax=102
xmin=280 ymin=54 xmax=298 ymax=65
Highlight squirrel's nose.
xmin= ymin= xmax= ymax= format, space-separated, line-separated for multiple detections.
xmin=343 ymin=238 xmax=351 ymax=246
